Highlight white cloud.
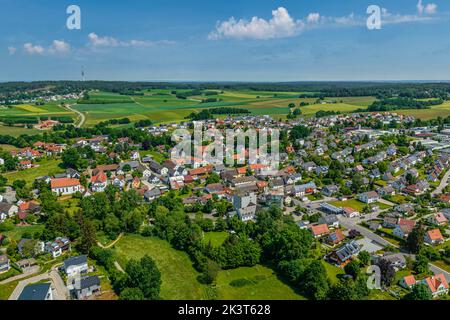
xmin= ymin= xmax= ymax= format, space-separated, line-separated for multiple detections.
xmin=307 ymin=13 xmax=321 ymax=23
xmin=382 ymin=7 xmax=435 ymax=24
xmin=208 ymin=7 xmax=305 ymax=40
xmin=88 ymin=33 xmax=120 ymax=47
xmin=7 ymin=46 xmax=16 ymax=55
xmin=417 ymin=0 xmax=438 ymax=15
xmin=208 ymin=7 xmax=362 ymax=40
xmin=23 ymin=43 xmax=45 ymax=55
xmin=88 ymin=32 xmax=174 ymax=48
xmin=49 ymin=40 xmax=71 ymax=54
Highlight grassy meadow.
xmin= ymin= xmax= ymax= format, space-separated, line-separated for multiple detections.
xmin=113 ymin=234 xmax=304 ymax=300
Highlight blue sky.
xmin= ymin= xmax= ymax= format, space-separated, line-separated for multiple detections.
xmin=1 ymin=0 xmax=450 ymax=81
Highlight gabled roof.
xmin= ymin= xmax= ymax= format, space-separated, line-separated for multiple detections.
xmin=310 ymin=224 xmax=329 ymax=236
xmin=427 ymin=229 xmax=444 ymax=241
xmin=50 ymin=178 xmax=81 ymax=189
xmin=63 ymin=255 xmax=87 ymax=269
xmin=424 ymin=274 xmax=449 ymax=293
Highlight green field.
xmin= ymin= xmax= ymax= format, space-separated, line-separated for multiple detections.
xmin=215 ymin=265 xmax=305 ymax=300
xmin=4 ymin=158 xmax=64 ymax=185
xmin=2 ymin=224 xmax=45 ymax=241
xmin=113 ymin=235 xmax=208 ymax=300
xmin=396 ymin=101 xmax=450 ymax=120
xmin=69 ymin=90 xmax=378 ymax=126
xmin=113 ymin=234 xmax=305 ymax=300
xmin=202 ymin=231 xmax=228 ymax=247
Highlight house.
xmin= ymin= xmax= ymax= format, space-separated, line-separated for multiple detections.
xmin=400 ymin=275 xmax=417 ymax=289
xmin=424 ymin=229 xmax=444 ymax=245
xmin=357 ymin=191 xmax=380 ymax=204
xmin=19 ymin=160 xmax=32 ymax=169
xmin=383 ymin=216 xmax=398 ymax=229
xmin=0 ymin=254 xmax=10 ymax=273
xmin=342 ymin=207 xmax=359 ymax=218
xmin=18 ymin=283 xmax=53 ymax=300
xmin=328 ymin=241 xmax=361 ymax=267
xmin=51 ymin=178 xmax=83 ymax=195
xmin=393 ymin=219 xmax=416 ymax=239
xmin=422 ymin=274 xmax=449 ymax=298
xmin=0 ymin=202 xmax=18 ymax=221
xmin=379 ymin=186 xmax=395 ymax=197
xmin=91 ymin=171 xmax=108 ymax=192
xmin=293 ymin=182 xmax=317 ymax=197
xmin=319 ymin=214 xmax=340 ymax=229
xmin=144 ymin=188 xmax=162 ymax=202
xmin=302 ymin=162 xmax=316 ymax=172
xmin=71 ymin=275 xmax=101 ymax=299
xmin=377 ymin=253 xmax=406 ymax=271
xmin=63 ymin=255 xmax=89 ymax=278
xmin=45 ymin=237 xmax=70 ymax=258
xmin=326 ymin=229 xmax=345 ymax=246
xmin=310 ymin=224 xmax=329 ymax=238
xmin=322 ymin=185 xmax=339 ymax=197
xmin=232 ymin=192 xmax=257 ymax=222
xmin=428 ymin=213 xmax=448 ymax=226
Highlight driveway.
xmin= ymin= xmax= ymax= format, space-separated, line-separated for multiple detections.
xmin=8 ymin=266 xmax=68 ymax=300
xmin=0 ymin=265 xmax=40 ymax=285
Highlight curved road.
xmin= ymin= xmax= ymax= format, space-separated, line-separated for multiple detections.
xmin=432 ymin=169 xmax=450 ymax=196
xmin=64 ymin=104 xmax=85 ymax=128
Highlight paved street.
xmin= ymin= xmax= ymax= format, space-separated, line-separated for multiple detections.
xmin=432 ymin=169 xmax=450 ymax=196
xmin=0 ymin=265 xmax=40 ymax=285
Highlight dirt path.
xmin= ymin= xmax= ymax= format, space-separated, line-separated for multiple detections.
xmin=97 ymin=233 xmax=124 ymax=249
xmin=63 ymin=104 xmax=85 ymax=128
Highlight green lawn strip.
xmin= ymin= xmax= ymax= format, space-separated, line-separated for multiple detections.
xmin=113 ymin=234 xmax=207 ymax=300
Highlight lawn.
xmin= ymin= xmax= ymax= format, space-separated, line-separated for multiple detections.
xmin=4 ymin=158 xmax=64 ymax=185
xmin=203 ymin=231 xmax=228 ymax=247
xmin=0 ymin=125 xmax=40 ymax=137
xmin=113 ymin=234 xmax=208 ymax=300
xmin=329 ymin=199 xmax=366 ymax=211
xmin=0 ymin=279 xmax=19 ymax=300
xmin=3 ymin=224 xmax=45 ymax=241
xmin=215 ymin=265 xmax=305 ymax=300
xmin=321 ymin=260 xmax=344 ymax=284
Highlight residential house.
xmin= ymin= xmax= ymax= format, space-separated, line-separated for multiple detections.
xmin=422 ymin=274 xmax=449 ymax=298
xmin=400 ymin=275 xmax=417 ymax=290
xmin=425 ymin=229 xmax=444 ymax=245
xmin=322 ymin=185 xmax=339 ymax=197
xmin=328 ymin=241 xmax=361 ymax=267
xmin=326 ymin=229 xmax=345 ymax=246
xmin=428 ymin=213 xmax=448 ymax=226
xmin=377 ymin=253 xmax=406 ymax=271
xmin=71 ymin=275 xmax=101 ymax=300
xmin=63 ymin=255 xmax=89 ymax=278
xmin=357 ymin=191 xmax=380 ymax=204
xmin=0 ymin=254 xmax=10 ymax=273
xmin=91 ymin=171 xmax=108 ymax=192
xmin=0 ymin=202 xmax=18 ymax=221
xmin=393 ymin=219 xmax=416 ymax=239
xmin=18 ymin=283 xmax=53 ymax=300
xmin=310 ymin=224 xmax=329 ymax=238
xmin=318 ymin=214 xmax=340 ymax=229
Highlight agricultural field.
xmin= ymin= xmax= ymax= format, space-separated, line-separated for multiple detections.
xmin=0 ymin=102 xmax=75 ymax=120
xmin=396 ymin=100 xmax=450 ymax=120
xmin=71 ymin=90 xmax=377 ymax=126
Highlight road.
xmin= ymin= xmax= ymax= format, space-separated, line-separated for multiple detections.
xmin=339 ymin=215 xmax=450 ymax=282
xmin=64 ymin=104 xmax=85 ymax=128
xmin=8 ymin=265 xmax=68 ymax=300
xmin=432 ymin=169 xmax=450 ymax=196
xmin=0 ymin=266 xmax=40 ymax=285
xmin=97 ymin=233 xmax=123 ymax=249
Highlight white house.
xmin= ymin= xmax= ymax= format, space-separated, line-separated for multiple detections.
xmin=51 ymin=178 xmax=83 ymax=195
xmin=357 ymin=191 xmax=380 ymax=204
xmin=63 ymin=255 xmax=89 ymax=278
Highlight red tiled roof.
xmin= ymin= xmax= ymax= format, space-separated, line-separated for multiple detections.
xmin=310 ymin=224 xmax=329 ymax=236
xmin=51 ymin=178 xmax=81 ymax=189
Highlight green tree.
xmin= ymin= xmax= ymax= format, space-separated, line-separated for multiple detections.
xmin=120 ymin=287 xmax=145 ymax=300
xmin=300 ymin=261 xmax=329 ymax=300
xmin=405 ymin=283 xmax=432 ymax=300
